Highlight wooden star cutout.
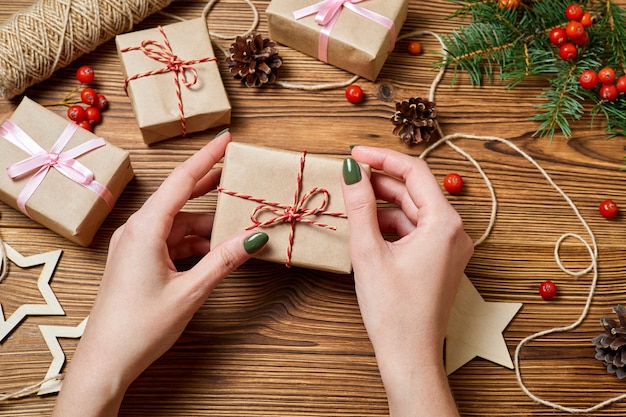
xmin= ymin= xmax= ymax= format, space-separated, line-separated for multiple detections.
xmin=0 ymin=242 xmax=64 ymax=342
xmin=37 ymin=316 xmax=88 ymax=395
xmin=446 ymin=274 xmax=522 ymax=374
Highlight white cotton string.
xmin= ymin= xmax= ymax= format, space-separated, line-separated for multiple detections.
xmin=0 ymin=374 xmax=64 ymax=401
xmin=414 ymin=30 xmax=609 ymax=413
xmin=201 ymin=0 xmax=259 ymax=40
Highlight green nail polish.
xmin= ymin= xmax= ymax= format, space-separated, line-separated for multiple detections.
xmin=215 ymin=127 xmax=229 ymax=138
xmin=343 ymin=158 xmax=361 ymax=185
xmin=243 ymin=232 xmax=269 ymax=254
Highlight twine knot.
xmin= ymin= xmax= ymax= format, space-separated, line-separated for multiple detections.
xmin=218 ymin=151 xmax=346 ymax=268
xmin=248 ymin=187 xmax=334 ymax=230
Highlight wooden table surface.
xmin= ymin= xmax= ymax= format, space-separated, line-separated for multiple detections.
xmin=2 ymin=0 xmax=626 ymax=415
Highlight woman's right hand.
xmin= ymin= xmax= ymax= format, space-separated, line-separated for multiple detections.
xmin=341 ymin=146 xmax=473 ymax=417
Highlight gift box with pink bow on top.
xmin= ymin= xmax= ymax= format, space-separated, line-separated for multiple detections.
xmin=0 ymin=97 xmax=134 ymax=246
xmin=266 ymin=0 xmax=409 ymax=81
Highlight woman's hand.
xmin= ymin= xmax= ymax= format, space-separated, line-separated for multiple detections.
xmin=53 ymin=131 xmax=268 ymax=417
xmin=341 ymin=146 xmax=474 ymax=417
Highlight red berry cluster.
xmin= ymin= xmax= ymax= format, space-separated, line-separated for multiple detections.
xmin=579 ymin=67 xmax=626 ymax=102
xmin=549 ymin=3 xmax=594 ymax=60
xmin=67 ymin=65 xmax=108 ymax=132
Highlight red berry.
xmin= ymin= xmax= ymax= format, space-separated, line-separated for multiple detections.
xmin=565 ymin=4 xmax=584 ymax=21
xmin=549 ymin=28 xmax=568 ymax=47
xmin=443 ymin=173 xmax=463 ymax=195
xmin=599 ymin=84 xmax=619 ymax=101
xmin=67 ymin=105 xmax=85 ymax=123
xmin=76 ymin=65 xmax=95 ymax=84
xmin=85 ymin=107 xmax=101 ymax=124
xmin=77 ymin=120 xmax=93 ymax=132
xmin=579 ymin=69 xmax=598 ymax=89
xmin=559 ymin=43 xmax=577 ymax=60
xmin=80 ymin=87 xmax=97 ymax=106
xmin=407 ymin=41 xmax=422 ymax=55
xmin=617 ymin=75 xmax=626 ymax=93
xmin=539 ymin=280 xmax=557 ymax=300
xmin=565 ymin=21 xmax=585 ymax=40
xmin=94 ymin=93 xmax=108 ymax=111
xmin=572 ymin=30 xmax=589 ymax=45
xmin=599 ymin=199 xmax=619 ymax=219
xmin=598 ymin=67 xmax=616 ymax=84
xmin=580 ymin=12 xmax=594 ymax=27
xmin=498 ymin=0 xmax=520 ymax=9
xmin=345 ymin=85 xmax=363 ymax=104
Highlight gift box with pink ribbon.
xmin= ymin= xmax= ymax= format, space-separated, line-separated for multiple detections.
xmin=211 ymin=142 xmax=368 ymax=274
xmin=116 ymin=18 xmax=231 ymax=145
xmin=0 ymin=97 xmax=134 ymax=246
xmin=266 ymin=0 xmax=409 ymax=81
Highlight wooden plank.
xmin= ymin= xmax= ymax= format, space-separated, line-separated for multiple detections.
xmin=2 ymin=0 xmax=626 ymax=415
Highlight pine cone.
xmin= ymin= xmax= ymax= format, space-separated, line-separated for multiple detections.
xmin=225 ymin=32 xmax=283 ymax=88
xmin=391 ymin=97 xmax=438 ymax=144
xmin=592 ymin=304 xmax=626 ymax=379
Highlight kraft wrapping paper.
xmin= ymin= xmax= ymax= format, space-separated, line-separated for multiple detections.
xmin=116 ymin=18 xmax=231 ymax=144
xmin=0 ymin=97 xmax=134 ymax=246
xmin=211 ymin=142 xmax=369 ymax=274
xmin=266 ymin=0 xmax=408 ymax=80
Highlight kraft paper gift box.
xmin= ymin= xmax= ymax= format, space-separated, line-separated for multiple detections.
xmin=211 ymin=142 xmax=368 ymax=274
xmin=0 ymin=97 xmax=134 ymax=246
xmin=116 ymin=18 xmax=231 ymax=145
xmin=266 ymin=0 xmax=408 ymax=81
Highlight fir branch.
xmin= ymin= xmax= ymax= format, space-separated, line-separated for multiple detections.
xmin=445 ymin=0 xmax=500 ymax=20
xmin=595 ymin=0 xmax=626 ymax=72
xmin=531 ymin=64 xmax=584 ymax=140
xmin=439 ymin=23 xmax=521 ymax=84
xmin=591 ymin=96 xmax=626 ymax=137
xmin=439 ymin=0 xmax=626 ymax=141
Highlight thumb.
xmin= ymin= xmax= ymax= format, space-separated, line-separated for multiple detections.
xmin=189 ymin=231 xmax=269 ymax=295
xmin=341 ymin=157 xmax=384 ymax=259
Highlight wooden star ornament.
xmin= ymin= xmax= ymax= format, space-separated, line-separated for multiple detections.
xmin=0 ymin=242 xmax=64 ymax=342
xmin=38 ymin=316 xmax=89 ymax=395
xmin=445 ymin=274 xmax=522 ymax=374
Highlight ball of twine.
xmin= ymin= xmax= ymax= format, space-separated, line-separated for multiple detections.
xmin=0 ymin=0 xmax=174 ymax=99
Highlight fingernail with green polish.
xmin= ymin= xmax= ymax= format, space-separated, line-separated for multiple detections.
xmin=243 ymin=232 xmax=269 ymax=254
xmin=349 ymin=144 xmax=359 ymax=151
xmin=216 ymin=127 xmax=229 ymax=138
xmin=343 ymin=157 xmax=361 ymax=185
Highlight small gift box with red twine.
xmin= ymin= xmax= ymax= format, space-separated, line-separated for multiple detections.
xmin=116 ymin=18 xmax=231 ymax=145
xmin=0 ymin=97 xmax=134 ymax=246
xmin=266 ymin=0 xmax=409 ymax=81
xmin=211 ymin=142 xmax=368 ymax=274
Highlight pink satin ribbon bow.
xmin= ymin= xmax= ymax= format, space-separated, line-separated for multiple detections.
xmin=293 ymin=0 xmax=396 ymax=63
xmin=2 ymin=119 xmax=115 ymax=218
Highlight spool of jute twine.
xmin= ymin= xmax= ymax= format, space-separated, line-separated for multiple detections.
xmin=0 ymin=0 xmax=174 ymax=99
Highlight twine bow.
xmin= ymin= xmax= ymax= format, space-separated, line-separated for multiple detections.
xmin=293 ymin=0 xmax=397 ymax=62
xmin=218 ymin=151 xmax=346 ymax=267
xmin=2 ymin=119 xmax=115 ymax=218
xmin=120 ymin=25 xmax=218 ymax=137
